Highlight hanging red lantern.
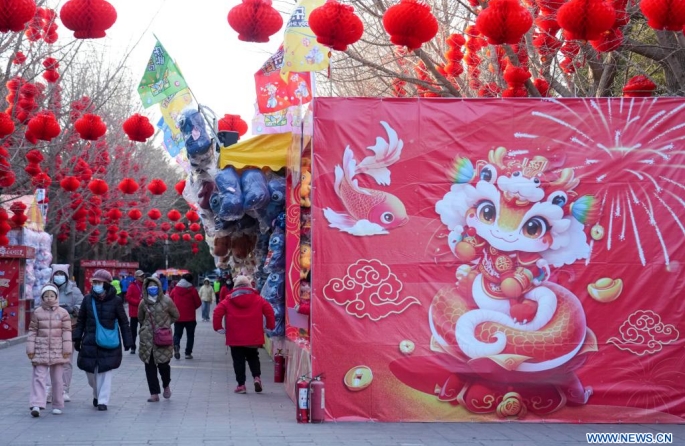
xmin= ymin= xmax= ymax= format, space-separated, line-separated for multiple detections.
xmin=557 ymin=0 xmax=616 ymax=41
xmin=27 ymin=111 xmax=61 ymax=141
xmin=185 ymin=210 xmax=200 ymax=222
xmin=622 ymin=75 xmax=657 ymax=97
xmin=227 ymin=0 xmax=283 ymax=43
xmin=123 ymin=113 xmax=154 ymax=142
xmin=533 ymin=78 xmax=551 ymax=97
xmin=189 ymin=223 xmax=201 ymax=232
xmin=147 ymin=208 xmax=162 ymax=220
xmin=193 ymin=234 xmax=204 ymax=242
xmin=182 ymin=233 xmax=192 ymax=242
xmin=160 ymin=222 xmax=172 ymax=232
xmin=88 ymin=178 xmax=108 ymax=195
xmin=0 ymin=112 xmax=15 ymax=138
xmin=475 ymin=0 xmax=533 ymax=45
xmin=382 ymin=0 xmax=438 ymax=51
xmin=10 ymin=202 xmax=28 ymax=228
xmin=13 ymin=51 xmax=27 ymax=64
xmin=309 ymin=0 xmax=364 ymax=51
xmin=174 ymin=222 xmax=186 ymax=232
xmin=0 ymin=170 xmax=15 ymax=188
xmin=174 ymin=179 xmax=186 ymax=195
xmin=25 ymin=149 xmax=44 ymax=164
xmin=640 ymin=0 xmax=685 ymax=31
xmin=74 ymin=113 xmax=107 ymax=140
xmin=25 ymin=162 xmax=41 ymax=177
xmin=60 ymin=176 xmax=81 ymax=192
xmin=0 ymin=0 xmax=37 ymax=33
xmin=167 ymin=209 xmax=181 ymax=221
xmin=32 ymin=172 xmax=51 ymax=188
xmin=128 ymin=209 xmax=142 ymax=220
xmin=146 ymin=179 xmax=167 ymax=195
xmin=170 ymin=233 xmax=180 ymax=242
xmin=590 ymin=28 xmax=623 ymax=53
xmin=59 ymin=0 xmax=117 ymax=39
xmin=118 ymin=178 xmax=139 ymax=194
xmin=218 ymin=114 xmax=248 ymax=137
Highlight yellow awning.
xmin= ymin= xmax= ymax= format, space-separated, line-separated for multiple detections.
xmin=219 ymin=133 xmax=291 ymax=171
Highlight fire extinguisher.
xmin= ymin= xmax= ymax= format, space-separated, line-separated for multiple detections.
xmin=309 ymin=374 xmax=325 ymax=423
xmin=296 ymin=376 xmax=309 ymax=423
xmin=274 ymin=349 xmax=285 ymax=383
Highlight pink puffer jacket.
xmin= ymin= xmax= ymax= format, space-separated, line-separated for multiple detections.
xmin=26 ymin=306 xmax=73 ymax=366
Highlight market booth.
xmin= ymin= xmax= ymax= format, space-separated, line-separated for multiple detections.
xmin=80 ymin=260 xmax=139 ymax=292
xmin=0 ymin=246 xmax=35 ymax=340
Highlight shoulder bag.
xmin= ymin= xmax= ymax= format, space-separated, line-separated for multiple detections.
xmin=91 ymin=298 xmax=120 ymax=349
xmin=148 ymin=303 xmax=173 ymax=347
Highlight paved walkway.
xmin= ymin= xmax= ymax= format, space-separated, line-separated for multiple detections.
xmin=0 ymin=309 xmax=682 ymax=446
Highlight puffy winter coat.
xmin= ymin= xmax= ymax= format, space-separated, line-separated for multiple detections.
xmin=26 ymin=304 xmax=72 ymax=366
xmin=138 ymin=277 xmax=180 ymax=365
xmin=125 ymin=280 xmax=144 ymax=318
xmin=199 ymin=284 xmax=214 ymax=303
xmin=213 ymin=286 xmax=275 ymax=346
xmin=73 ymin=286 xmax=133 ymax=373
xmin=51 ymin=264 xmax=84 ymax=326
xmin=170 ymin=279 xmax=201 ymax=322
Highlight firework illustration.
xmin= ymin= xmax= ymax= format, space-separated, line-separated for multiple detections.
xmin=514 ymin=98 xmax=685 ymax=267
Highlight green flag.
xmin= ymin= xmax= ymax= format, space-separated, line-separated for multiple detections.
xmin=137 ymin=40 xmax=188 ymax=108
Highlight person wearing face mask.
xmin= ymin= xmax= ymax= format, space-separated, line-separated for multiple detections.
xmin=26 ymin=285 xmax=72 ymax=417
xmin=125 ymin=270 xmax=145 ymax=355
xmin=73 ymin=269 xmax=133 ymax=411
xmin=44 ymin=264 xmax=83 ymax=404
xmin=137 ymin=277 xmax=179 ymax=402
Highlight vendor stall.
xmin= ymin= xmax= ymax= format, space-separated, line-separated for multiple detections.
xmin=80 ymin=260 xmax=139 ymax=292
xmin=0 ymin=245 xmax=35 ymax=340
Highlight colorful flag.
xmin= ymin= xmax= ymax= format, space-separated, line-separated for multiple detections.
xmin=280 ymin=0 xmax=329 ymax=81
xmin=256 ymin=46 xmax=312 ymax=114
xmin=138 ymin=40 xmax=188 ymax=108
xmin=159 ymin=88 xmax=193 ymax=136
xmin=157 ymin=117 xmax=185 ymax=157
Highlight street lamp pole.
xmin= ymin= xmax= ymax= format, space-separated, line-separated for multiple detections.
xmin=164 ymin=239 xmax=169 ymax=270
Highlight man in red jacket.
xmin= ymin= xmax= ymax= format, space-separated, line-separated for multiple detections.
xmin=213 ymin=275 xmax=275 ymax=394
xmin=170 ymin=273 xmax=201 ymax=359
xmin=125 ymin=270 xmax=145 ymax=354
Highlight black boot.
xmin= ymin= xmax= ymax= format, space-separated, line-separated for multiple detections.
xmin=174 ymin=345 xmax=180 ymax=360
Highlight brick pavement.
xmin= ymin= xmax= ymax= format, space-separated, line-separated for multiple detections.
xmin=0 ymin=309 xmax=682 ymax=446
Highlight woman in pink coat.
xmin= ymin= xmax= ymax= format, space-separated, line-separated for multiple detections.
xmin=26 ymin=284 xmax=72 ymax=417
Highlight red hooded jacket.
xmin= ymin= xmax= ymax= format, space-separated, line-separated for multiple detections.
xmin=125 ymin=280 xmax=143 ymax=318
xmin=213 ymin=287 xmax=275 ymax=346
xmin=170 ymin=279 xmax=201 ymax=322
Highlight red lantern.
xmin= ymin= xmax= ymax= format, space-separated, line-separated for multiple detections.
xmin=74 ymin=113 xmax=107 ymax=140
xmin=13 ymin=51 xmax=27 ymax=64
xmin=174 ymin=179 xmax=186 ymax=195
xmin=227 ymin=0 xmax=283 ymax=43
xmin=25 ymin=149 xmax=44 ymax=164
xmin=185 ymin=210 xmax=200 ymax=222
xmin=123 ymin=114 xmax=154 ymax=142
xmin=533 ymin=78 xmax=551 ymax=97
xmin=622 ymin=75 xmax=657 ymax=97
xmin=161 ymin=222 xmax=172 ymax=232
xmin=88 ymin=178 xmax=108 ymax=195
xmin=557 ymin=0 xmax=616 ymax=41
xmin=590 ymin=28 xmax=623 ymax=53
xmin=193 ymin=234 xmax=204 ymax=242
xmin=0 ymin=170 xmax=15 ymax=188
xmin=147 ymin=208 xmax=162 ymax=220
xmin=32 ymin=172 xmax=51 ymax=188
xmin=167 ymin=209 xmax=181 ymax=221
xmin=27 ymin=111 xmax=61 ymax=141
xmin=475 ymin=0 xmax=533 ymax=45
xmin=118 ymin=178 xmax=139 ymax=194
xmin=218 ymin=114 xmax=248 ymax=137
xmin=382 ymin=0 xmax=438 ymax=51
xmin=128 ymin=209 xmax=142 ymax=220
xmin=189 ymin=223 xmax=201 ymax=232
xmin=60 ymin=176 xmax=81 ymax=192
xmin=25 ymin=162 xmax=42 ymax=177
xmin=170 ymin=233 xmax=180 ymax=242
xmin=0 ymin=112 xmax=15 ymax=138
xmin=182 ymin=233 xmax=192 ymax=242
xmin=147 ymin=179 xmax=167 ymax=195
xmin=43 ymin=70 xmax=60 ymax=83
xmin=309 ymin=0 xmax=364 ymax=51
xmin=0 ymin=0 xmax=37 ymax=33
xmin=640 ymin=0 xmax=685 ymax=31
xmin=174 ymin=222 xmax=186 ymax=232
xmin=59 ymin=0 xmax=117 ymax=39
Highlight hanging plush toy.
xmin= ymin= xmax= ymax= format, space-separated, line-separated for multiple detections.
xmin=300 ymin=166 xmax=311 ymax=207
xmin=241 ymin=168 xmax=270 ymax=212
xmin=264 ymin=227 xmax=285 ymax=273
xmin=261 ymin=272 xmax=285 ymax=337
xmin=256 ymin=172 xmax=286 ymax=232
xmin=300 ymin=242 xmax=311 ymax=280
xmin=212 ymin=166 xmax=245 ymax=221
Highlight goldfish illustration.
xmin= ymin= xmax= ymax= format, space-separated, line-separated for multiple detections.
xmin=323 ymin=121 xmax=409 ymax=236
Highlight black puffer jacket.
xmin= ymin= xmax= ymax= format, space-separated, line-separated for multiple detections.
xmin=73 ymin=286 xmax=133 ymax=373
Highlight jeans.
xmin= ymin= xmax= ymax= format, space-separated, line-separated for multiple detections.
xmin=145 ymin=353 xmax=171 ymax=395
xmin=130 ymin=317 xmax=139 ymax=350
xmin=230 ymin=346 xmax=261 ymax=386
xmin=201 ymin=301 xmax=211 ymax=320
xmin=173 ymin=321 xmax=197 ymax=355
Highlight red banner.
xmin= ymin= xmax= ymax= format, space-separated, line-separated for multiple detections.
xmin=255 ymin=47 xmax=312 ymax=114
xmin=311 ymin=98 xmax=685 ymax=422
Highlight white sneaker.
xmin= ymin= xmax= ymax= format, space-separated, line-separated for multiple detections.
xmin=52 ymin=408 xmax=62 ymax=415
xmin=63 ymin=392 xmax=71 ymax=402
xmin=30 ymin=407 xmax=40 ymax=417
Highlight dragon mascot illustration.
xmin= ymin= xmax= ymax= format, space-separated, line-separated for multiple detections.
xmin=392 ymin=147 xmax=598 ymax=419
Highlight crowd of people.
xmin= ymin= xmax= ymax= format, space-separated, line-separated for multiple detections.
xmin=26 ymin=266 xmax=275 ymax=416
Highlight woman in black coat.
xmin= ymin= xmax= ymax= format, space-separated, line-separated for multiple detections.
xmin=73 ymin=269 xmax=133 ymax=411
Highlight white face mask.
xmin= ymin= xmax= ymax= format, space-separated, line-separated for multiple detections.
xmin=149 ymin=295 xmax=158 ymax=303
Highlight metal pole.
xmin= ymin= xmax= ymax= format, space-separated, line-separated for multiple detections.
xmin=165 ymin=239 xmax=169 ymax=270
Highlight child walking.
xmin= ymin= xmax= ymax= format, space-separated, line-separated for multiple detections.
xmin=27 ymin=284 xmax=72 ymax=417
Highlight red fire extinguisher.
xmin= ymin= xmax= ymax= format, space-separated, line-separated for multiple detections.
xmin=309 ymin=374 xmax=325 ymax=423
xmin=274 ymin=349 xmax=285 ymax=383
xmin=296 ymin=376 xmax=309 ymax=423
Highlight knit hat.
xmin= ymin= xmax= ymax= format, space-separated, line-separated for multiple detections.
xmin=234 ymin=275 xmax=251 ymax=287
xmin=91 ymin=269 xmax=113 ymax=283
xmin=41 ymin=284 xmax=59 ymax=298
xmin=134 ymin=270 xmax=145 ymax=277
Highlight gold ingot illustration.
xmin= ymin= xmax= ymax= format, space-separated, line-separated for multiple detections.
xmin=399 ymin=340 xmax=415 ymax=355
xmin=587 ymin=277 xmax=623 ymax=303
xmin=591 ymin=223 xmax=605 ymax=241
xmin=343 ymin=366 xmax=373 ymax=392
